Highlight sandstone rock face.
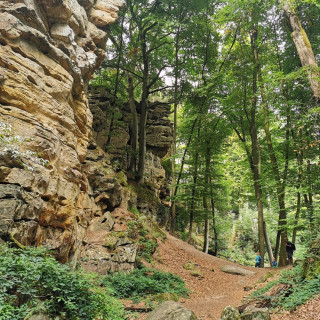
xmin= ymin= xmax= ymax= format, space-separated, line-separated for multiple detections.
xmin=146 ymin=301 xmax=198 ymax=320
xmin=88 ymin=86 xmax=172 ymax=220
xmin=0 ymin=0 xmax=124 ymax=262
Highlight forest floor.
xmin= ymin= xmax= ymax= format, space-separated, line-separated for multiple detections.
xmin=136 ymin=232 xmax=320 ymax=320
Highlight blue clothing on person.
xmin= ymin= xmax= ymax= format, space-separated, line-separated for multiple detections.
xmin=272 ymin=259 xmax=278 ymax=268
xmin=255 ymin=253 xmax=262 ymax=268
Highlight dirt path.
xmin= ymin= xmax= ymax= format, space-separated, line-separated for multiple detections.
xmin=147 ymin=233 xmax=276 ymax=320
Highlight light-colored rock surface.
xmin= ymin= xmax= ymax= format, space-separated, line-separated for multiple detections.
xmin=220 ymin=265 xmax=256 ymax=276
xmin=241 ymin=306 xmax=270 ymax=320
xmin=146 ymin=301 xmax=198 ymax=320
xmin=221 ymin=306 xmax=241 ymax=320
xmin=0 ymin=0 xmax=124 ymax=262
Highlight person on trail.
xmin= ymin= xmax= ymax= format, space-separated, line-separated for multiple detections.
xmin=284 ymin=238 xmax=295 ymax=265
xmin=255 ymin=252 xmax=262 ymax=268
xmin=272 ymin=258 xmax=277 ymax=268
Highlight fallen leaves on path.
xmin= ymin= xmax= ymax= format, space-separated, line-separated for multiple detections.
xmin=138 ymin=233 xmax=319 ymax=320
xmin=271 ymin=296 xmax=320 ymax=320
xmin=147 ymin=233 xmax=274 ymax=320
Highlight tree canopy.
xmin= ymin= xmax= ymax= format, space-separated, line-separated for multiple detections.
xmin=93 ymin=0 xmax=320 ymax=267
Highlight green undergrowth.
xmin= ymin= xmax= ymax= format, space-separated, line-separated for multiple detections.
xmin=0 ymin=243 xmax=189 ymax=319
xmin=103 ymin=266 xmax=190 ymax=303
xmin=128 ymin=207 xmax=166 ymax=263
xmin=0 ymin=244 xmax=126 ymax=320
xmin=248 ymin=263 xmax=320 ymax=310
xmin=219 ymin=246 xmax=256 ymax=266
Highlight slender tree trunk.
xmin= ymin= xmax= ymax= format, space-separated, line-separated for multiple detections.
xmin=292 ymin=193 xmax=301 ymax=244
xmin=137 ymin=95 xmax=148 ymax=183
xmin=262 ymin=95 xmax=288 ymax=266
xmin=137 ymin=31 xmax=149 ymax=184
xmin=251 ymin=26 xmax=265 ymax=267
xmin=282 ymin=1 xmax=320 ymax=101
xmin=292 ymin=141 xmax=303 ymax=244
xmin=113 ymin=16 xmax=125 ymax=100
xmin=187 ymin=147 xmax=199 ymax=243
xmin=165 ymin=117 xmax=198 ymax=228
xmin=305 ymin=160 xmax=314 ymax=228
xmin=254 ymin=30 xmax=289 ymax=265
xmin=127 ymin=73 xmax=138 ymax=173
xmin=263 ymin=221 xmax=274 ymax=265
xmin=210 ymin=178 xmax=218 ymax=256
xmin=203 ymin=145 xmax=211 ymax=253
xmin=203 ymin=197 xmax=209 ymax=254
xmin=169 ymin=26 xmax=181 ymax=235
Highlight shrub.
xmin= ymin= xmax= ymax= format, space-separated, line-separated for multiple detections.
xmin=127 ymin=219 xmax=158 ymax=263
xmin=0 ymin=245 xmax=125 ymax=320
xmin=103 ymin=267 xmax=189 ymax=301
xmin=248 ymin=263 xmax=320 ymax=310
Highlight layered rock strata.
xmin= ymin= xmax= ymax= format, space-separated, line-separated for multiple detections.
xmin=0 ymin=0 xmax=125 ymax=263
xmin=89 ymin=85 xmax=173 ymax=219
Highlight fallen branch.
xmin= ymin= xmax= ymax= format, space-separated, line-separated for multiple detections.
xmin=9 ymin=233 xmax=26 ymax=249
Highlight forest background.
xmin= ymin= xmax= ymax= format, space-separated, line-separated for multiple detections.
xmin=92 ymin=0 xmax=320 ymax=267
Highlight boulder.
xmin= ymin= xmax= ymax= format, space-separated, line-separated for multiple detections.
xmin=220 ymin=265 xmax=256 ymax=276
xmin=241 ymin=306 xmax=270 ymax=320
xmin=221 ymin=306 xmax=241 ymax=320
xmin=146 ymin=301 xmax=198 ymax=320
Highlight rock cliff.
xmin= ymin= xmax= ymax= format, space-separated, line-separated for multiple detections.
xmin=0 ymin=0 xmax=173 ymax=274
xmin=88 ymin=86 xmax=172 ymax=212
xmin=0 ymin=0 xmax=125 ymax=263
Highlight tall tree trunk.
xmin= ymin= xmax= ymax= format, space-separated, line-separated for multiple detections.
xmin=282 ymin=1 xmax=320 ymax=101
xmin=292 ymin=193 xmax=301 ymax=244
xmin=187 ymin=147 xmax=199 ymax=244
xmin=113 ymin=16 xmax=125 ymax=100
xmin=263 ymin=221 xmax=274 ymax=265
xmin=137 ymin=30 xmax=150 ymax=184
xmin=203 ymin=145 xmax=211 ymax=253
xmin=254 ymin=28 xmax=290 ymax=265
xmin=127 ymin=73 xmax=138 ymax=173
xmin=251 ymin=26 xmax=265 ymax=267
xmin=203 ymin=198 xmax=210 ymax=254
xmin=169 ymin=26 xmax=181 ymax=235
xmin=292 ymin=135 xmax=303 ymax=244
xmin=165 ymin=117 xmax=198 ymax=228
xmin=210 ymin=177 xmax=218 ymax=256
xmin=305 ymin=160 xmax=314 ymax=228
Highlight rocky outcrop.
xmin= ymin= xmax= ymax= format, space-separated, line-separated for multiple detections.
xmin=88 ymin=86 xmax=172 ymax=220
xmin=0 ymin=0 xmax=124 ymax=262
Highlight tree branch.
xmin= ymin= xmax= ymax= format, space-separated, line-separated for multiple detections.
xmin=149 ymin=85 xmax=174 ymax=95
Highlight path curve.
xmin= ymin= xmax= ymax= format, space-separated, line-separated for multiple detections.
xmin=149 ymin=233 xmax=275 ymax=320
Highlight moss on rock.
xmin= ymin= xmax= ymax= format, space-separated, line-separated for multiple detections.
xmin=303 ymin=235 xmax=320 ymax=279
